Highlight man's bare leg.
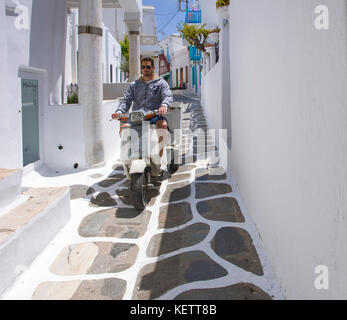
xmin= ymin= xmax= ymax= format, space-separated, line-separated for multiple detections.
xmin=156 ymin=120 xmax=168 ymax=158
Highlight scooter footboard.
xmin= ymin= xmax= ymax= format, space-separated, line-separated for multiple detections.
xmin=120 ymin=125 xmax=151 ymax=161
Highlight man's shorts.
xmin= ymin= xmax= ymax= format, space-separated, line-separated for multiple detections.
xmin=149 ymin=115 xmax=168 ymax=125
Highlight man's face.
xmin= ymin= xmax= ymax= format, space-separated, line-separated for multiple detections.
xmin=141 ymin=61 xmax=154 ymax=77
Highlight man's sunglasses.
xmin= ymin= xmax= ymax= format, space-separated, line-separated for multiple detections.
xmin=141 ymin=65 xmax=152 ymax=70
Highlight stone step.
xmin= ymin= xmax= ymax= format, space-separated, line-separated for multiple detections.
xmin=0 ymin=187 xmax=71 ymax=296
xmin=0 ymin=169 xmax=22 ymax=209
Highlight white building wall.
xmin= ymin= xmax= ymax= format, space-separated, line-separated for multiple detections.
xmin=0 ymin=0 xmax=33 ymax=169
xmin=102 ymin=8 xmax=117 ymax=38
xmin=114 ymin=8 xmax=127 ymax=43
xmin=197 ymin=0 xmax=229 ymax=145
xmin=30 ymin=0 xmax=66 ymax=106
xmin=160 ymin=35 xmax=190 ymax=88
xmin=43 ymin=100 xmax=121 ymax=172
xmin=140 ymin=6 xmax=160 ymax=69
xmin=107 ymin=30 xmax=122 ymax=83
xmin=172 ymin=48 xmax=190 ymax=87
xmin=201 ymin=60 xmax=222 ymax=130
xmin=228 ymin=0 xmax=347 ymax=299
xmin=142 ymin=6 xmax=156 ymax=35
xmin=198 ymin=0 xmax=219 ymax=29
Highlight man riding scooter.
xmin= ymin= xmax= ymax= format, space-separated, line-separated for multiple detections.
xmin=111 ymin=57 xmax=175 ymax=211
xmin=113 ymin=57 xmax=173 ymax=163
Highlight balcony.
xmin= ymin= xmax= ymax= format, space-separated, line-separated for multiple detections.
xmin=189 ymin=45 xmax=202 ymax=61
xmin=185 ymin=10 xmax=202 ymax=23
xmin=159 ymin=63 xmax=170 ymax=75
xmin=159 ymin=53 xmax=171 ymax=75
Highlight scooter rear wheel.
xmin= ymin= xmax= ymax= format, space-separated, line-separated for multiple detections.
xmin=130 ymin=173 xmax=148 ymax=211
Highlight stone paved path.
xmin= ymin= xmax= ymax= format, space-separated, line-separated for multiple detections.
xmin=1 ymin=92 xmax=283 ymax=300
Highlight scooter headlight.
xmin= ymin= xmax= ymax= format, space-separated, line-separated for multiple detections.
xmin=130 ymin=111 xmax=144 ymax=123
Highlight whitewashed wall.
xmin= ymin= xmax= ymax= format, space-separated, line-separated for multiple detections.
xmin=102 ymin=8 xmax=117 ymax=37
xmin=103 ymin=26 xmax=122 ymax=83
xmin=114 ymin=8 xmax=127 ymax=43
xmin=0 ymin=0 xmax=33 ymax=169
xmin=142 ymin=6 xmax=156 ymax=35
xmin=228 ymin=0 xmax=347 ymax=299
xmin=198 ymin=0 xmax=219 ymax=29
xmin=171 ymin=47 xmax=190 ymax=88
xmin=43 ymin=100 xmax=121 ymax=172
xmin=201 ymin=60 xmax=222 ymax=130
xmin=160 ymin=35 xmax=190 ymax=88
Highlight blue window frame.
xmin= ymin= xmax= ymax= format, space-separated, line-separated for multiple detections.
xmin=185 ymin=10 xmax=202 ymax=23
xmin=190 ymin=45 xmax=202 ymax=62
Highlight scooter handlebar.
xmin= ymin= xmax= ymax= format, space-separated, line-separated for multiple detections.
xmin=110 ymin=110 xmax=160 ymax=122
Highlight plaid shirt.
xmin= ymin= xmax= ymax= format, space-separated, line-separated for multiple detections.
xmin=116 ymin=75 xmax=173 ymax=114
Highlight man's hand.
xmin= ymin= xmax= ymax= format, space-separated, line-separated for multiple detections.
xmin=112 ymin=112 xmax=121 ymax=119
xmin=158 ymin=106 xmax=168 ymax=117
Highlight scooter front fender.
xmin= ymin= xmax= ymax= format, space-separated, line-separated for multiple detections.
xmin=129 ymin=160 xmax=147 ymax=174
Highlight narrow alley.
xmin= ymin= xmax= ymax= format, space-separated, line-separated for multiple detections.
xmin=2 ymin=93 xmax=282 ymax=300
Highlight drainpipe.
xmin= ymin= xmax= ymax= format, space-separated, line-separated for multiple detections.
xmin=78 ymin=0 xmax=105 ymax=167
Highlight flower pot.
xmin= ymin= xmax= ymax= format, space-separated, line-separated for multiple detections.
xmin=208 ymin=32 xmax=219 ymax=43
xmin=217 ymin=6 xmax=230 ymax=20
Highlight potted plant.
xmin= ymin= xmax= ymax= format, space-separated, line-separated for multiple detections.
xmin=177 ymin=23 xmax=210 ymax=53
xmin=216 ymin=0 xmax=230 ymax=19
xmin=66 ymin=83 xmax=78 ymax=104
xmin=208 ymin=27 xmax=221 ymax=43
xmin=210 ymin=27 xmax=221 ymax=33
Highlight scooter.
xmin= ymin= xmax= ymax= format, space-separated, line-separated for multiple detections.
xmin=111 ymin=109 xmax=180 ymax=211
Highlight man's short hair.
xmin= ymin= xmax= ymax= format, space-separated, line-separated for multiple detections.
xmin=141 ymin=57 xmax=155 ymax=67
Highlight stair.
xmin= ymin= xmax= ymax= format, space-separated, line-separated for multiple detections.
xmin=0 ymin=186 xmax=71 ymax=296
xmin=0 ymin=169 xmax=22 ymax=209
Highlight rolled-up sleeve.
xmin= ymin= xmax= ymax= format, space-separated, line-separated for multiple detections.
xmin=160 ymin=80 xmax=173 ymax=108
xmin=116 ymin=84 xmax=134 ymax=114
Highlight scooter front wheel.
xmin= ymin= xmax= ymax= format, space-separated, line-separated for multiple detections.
xmin=130 ymin=173 xmax=148 ymax=211
xmin=168 ymin=150 xmax=179 ymax=173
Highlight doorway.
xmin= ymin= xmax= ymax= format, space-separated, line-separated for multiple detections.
xmin=21 ymin=78 xmax=40 ymax=166
xmin=180 ymin=67 xmax=183 ymax=87
xmin=110 ymin=64 xmax=113 ymax=83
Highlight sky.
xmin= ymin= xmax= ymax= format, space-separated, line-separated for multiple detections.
xmin=142 ymin=0 xmax=193 ymax=41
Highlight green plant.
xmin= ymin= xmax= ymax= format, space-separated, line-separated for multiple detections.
xmin=120 ymin=35 xmax=129 ymax=61
xmin=67 ymin=92 xmax=78 ymax=104
xmin=66 ymin=83 xmax=78 ymax=104
xmin=177 ymin=22 xmax=210 ymax=52
xmin=210 ymin=27 xmax=221 ymax=33
xmin=120 ymin=35 xmax=129 ymax=73
xmin=216 ymin=0 xmax=229 ymax=8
